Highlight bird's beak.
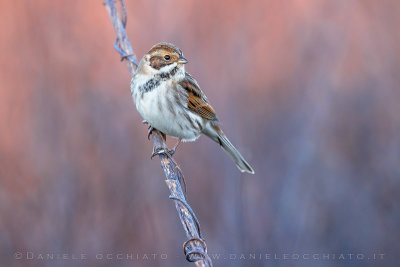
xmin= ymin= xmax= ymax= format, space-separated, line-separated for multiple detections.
xmin=178 ymin=56 xmax=188 ymax=64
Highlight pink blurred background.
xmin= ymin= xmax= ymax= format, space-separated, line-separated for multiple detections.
xmin=1 ymin=1 xmax=399 ymax=266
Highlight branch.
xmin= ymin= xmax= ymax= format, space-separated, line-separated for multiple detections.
xmin=103 ymin=1 xmax=212 ymax=266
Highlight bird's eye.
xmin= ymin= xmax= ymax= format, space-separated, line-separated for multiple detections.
xmin=164 ymin=55 xmax=170 ymax=60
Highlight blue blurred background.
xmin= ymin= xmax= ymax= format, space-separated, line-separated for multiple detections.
xmin=0 ymin=0 xmax=399 ymax=266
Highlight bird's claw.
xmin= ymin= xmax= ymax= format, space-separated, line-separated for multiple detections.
xmin=144 ymin=121 xmax=175 ymax=157
xmin=147 ymin=125 xmax=155 ymax=140
xmin=143 ymin=120 xmax=155 ymax=139
xmin=168 ymin=148 xmax=175 ymax=157
xmin=151 ymin=147 xmax=174 ymax=159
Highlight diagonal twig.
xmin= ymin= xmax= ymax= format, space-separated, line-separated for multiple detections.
xmin=103 ymin=1 xmax=213 ymax=266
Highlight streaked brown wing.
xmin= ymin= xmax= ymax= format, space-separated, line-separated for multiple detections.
xmin=179 ymin=73 xmax=217 ymax=121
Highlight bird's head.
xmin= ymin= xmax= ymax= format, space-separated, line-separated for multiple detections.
xmin=140 ymin=42 xmax=188 ymax=76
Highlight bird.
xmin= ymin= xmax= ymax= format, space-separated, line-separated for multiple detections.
xmin=130 ymin=42 xmax=254 ymax=174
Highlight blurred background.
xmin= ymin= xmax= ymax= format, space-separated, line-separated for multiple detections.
xmin=1 ymin=0 xmax=399 ymax=266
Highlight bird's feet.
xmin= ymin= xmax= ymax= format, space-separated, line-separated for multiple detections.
xmin=171 ymin=139 xmax=181 ymax=155
xmin=143 ymin=121 xmax=155 ymax=140
xmin=147 ymin=126 xmax=155 ymax=140
xmin=167 ymin=148 xmax=176 ymax=157
xmin=143 ymin=120 xmax=178 ymax=157
xmin=151 ymin=147 xmax=175 ymax=159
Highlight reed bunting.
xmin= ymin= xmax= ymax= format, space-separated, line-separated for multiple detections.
xmin=130 ymin=42 xmax=254 ymax=174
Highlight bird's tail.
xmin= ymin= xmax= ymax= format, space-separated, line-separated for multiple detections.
xmin=203 ymin=124 xmax=255 ymax=174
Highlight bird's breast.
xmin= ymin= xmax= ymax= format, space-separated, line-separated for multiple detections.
xmin=131 ymin=76 xmax=203 ymax=141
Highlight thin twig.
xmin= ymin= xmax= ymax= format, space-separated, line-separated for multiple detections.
xmin=104 ymin=0 xmax=138 ymax=75
xmin=103 ymin=1 xmax=212 ymax=266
